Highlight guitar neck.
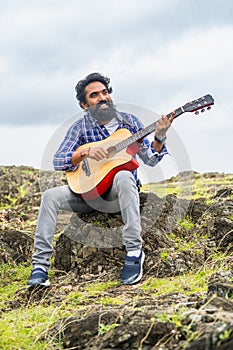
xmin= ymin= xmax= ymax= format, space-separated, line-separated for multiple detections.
xmin=115 ymin=107 xmax=184 ymax=152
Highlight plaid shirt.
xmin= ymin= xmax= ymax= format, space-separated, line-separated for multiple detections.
xmin=53 ymin=111 xmax=168 ymax=180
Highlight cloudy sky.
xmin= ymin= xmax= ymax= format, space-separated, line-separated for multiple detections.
xmin=1 ymin=0 xmax=233 ymax=182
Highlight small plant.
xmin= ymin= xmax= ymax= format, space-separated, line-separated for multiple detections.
xmin=98 ymin=323 xmax=119 ymax=336
xmin=4 ymin=195 xmax=18 ymax=207
xmin=205 ymin=199 xmax=214 ymax=205
xmin=178 ymin=217 xmax=195 ymax=230
xmin=156 ymin=308 xmax=187 ymax=328
xmin=176 ymin=240 xmax=197 ymax=252
xmin=218 ymin=329 xmax=232 ymax=342
xmin=168 ymin=232 xmax=176 ymax=240
xmin=159 ymin=250 xmax=170 ymax=262
xmin=17 ymin=184 xmax=28 ymax=198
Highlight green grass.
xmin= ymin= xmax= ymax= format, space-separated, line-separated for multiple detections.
xmin=84 ymin=280 xmax=119 ymax=294
xmin=65 ymin=280 xmax=122 ymax=307
xmin=0 ymin=306 xmax=67 ymax=350
xmin=141 ymin=269 xmax=212 ymax=296
xmin=0 ymin=264 xmax=31 ymax=306
xmin=96 ymin=296 xmax=124 ymax=305
xmin=144 ymin=173 xmax=233 ymax=200
xmin=0 ymin=264 xmax=64 ymax=349
xmin=0 ymin=264 xmax=122 ymax=349
xmin=156 ymin=307 xmax=188 ymax=328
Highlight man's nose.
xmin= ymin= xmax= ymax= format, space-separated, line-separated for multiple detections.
xmin=98 ymin=92 xmax=107 ymax=101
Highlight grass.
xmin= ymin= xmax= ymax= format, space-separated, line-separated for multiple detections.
xmin=0 ymin=306 xmax=66 ymax=350
xmin=141 ymin=269 xmax=212 ymax=296
xmin=0 ymin=265 xmax=63 ymax=349
xmin=0 ymin=264 xmax=32 ymax=306
xmin=64 ymin=280 xmax=121 ymax=307
xmin=0 ymin=264 xmax=122 ymax=349
xmin=144 ymin=173 xmax=233 ymax=200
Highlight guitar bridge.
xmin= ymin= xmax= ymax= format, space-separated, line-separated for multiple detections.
xmin=82 ymin=159 xmax=91 ymax=177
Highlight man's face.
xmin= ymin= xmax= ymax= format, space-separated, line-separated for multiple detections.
xmin=81 ymin=81 xmax=117 ymax=124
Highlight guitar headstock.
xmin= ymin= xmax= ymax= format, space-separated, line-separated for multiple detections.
xmin=183 ymin=94 xmax=215 ymax=115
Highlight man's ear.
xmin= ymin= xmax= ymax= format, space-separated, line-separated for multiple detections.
xmin=81 ymin=101 xmax=88 ymax=110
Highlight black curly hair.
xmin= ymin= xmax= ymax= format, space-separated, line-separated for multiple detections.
xmin=75 ymin=72 xmax=113 ymax=109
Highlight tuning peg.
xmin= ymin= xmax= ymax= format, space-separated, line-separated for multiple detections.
xmin=195 ymin=111 xmax=199 ymax=115
xmin=201 ymin=109 xmax=205 ymax=113
xmin=207 ymin=106 xmax=211 ymax=110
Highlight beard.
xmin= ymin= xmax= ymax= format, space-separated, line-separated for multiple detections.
xmin=88 ymin=101 xmax=118 ymax=124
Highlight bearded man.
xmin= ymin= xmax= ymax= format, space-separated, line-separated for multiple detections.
xmin=28 ymin=72 xmax=173 ymax=289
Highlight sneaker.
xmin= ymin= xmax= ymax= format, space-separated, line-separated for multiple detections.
xmin=27 ymin=268 xmax=50 ymax=290
xmin=121 ymin=250 xmax=145 ymax=285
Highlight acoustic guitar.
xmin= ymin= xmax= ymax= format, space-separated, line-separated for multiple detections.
xmin=66 ymin=94 xmax=214 ymax=200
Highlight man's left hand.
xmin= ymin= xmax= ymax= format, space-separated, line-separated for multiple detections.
xmin=155 ymin=111 xmax=175 ymax=139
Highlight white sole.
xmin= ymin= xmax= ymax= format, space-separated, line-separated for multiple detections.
xmin=28 ymin=280 xmax=50 ymax=290
xmin=132 ymin=251 xmax=145 ymax=284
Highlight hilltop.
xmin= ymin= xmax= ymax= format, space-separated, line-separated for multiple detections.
xmin=0 ymin=165 xmax=233 ymax=349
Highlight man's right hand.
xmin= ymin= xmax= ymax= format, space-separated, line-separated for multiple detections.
xmin=88 ymin=147 xmax=109 ymax=161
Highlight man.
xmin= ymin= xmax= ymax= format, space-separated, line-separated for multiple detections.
xmin=28 ymin=72 xmax=174 ymax=289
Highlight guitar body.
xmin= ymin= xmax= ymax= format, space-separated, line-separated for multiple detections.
xmin=66 ymin=128 xmax=140 ymax=200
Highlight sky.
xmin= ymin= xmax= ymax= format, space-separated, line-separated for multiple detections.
xmin=1 ymin=0 xmax=233 ymax=183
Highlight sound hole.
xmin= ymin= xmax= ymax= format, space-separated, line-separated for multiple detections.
xmin=107 ymin=146 xmax=117 ymax=158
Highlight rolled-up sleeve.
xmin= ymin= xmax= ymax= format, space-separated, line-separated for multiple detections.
xmin=137 ymin=137 xmax=168 ymax=166
xmin=126 ymin=113 xmax=169 ymax=167
xmin=53 ymin=121 xmax=82 ymax=171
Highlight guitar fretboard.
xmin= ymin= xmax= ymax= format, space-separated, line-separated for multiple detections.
xmin=115 ymin=107 xmax=184 ymax=153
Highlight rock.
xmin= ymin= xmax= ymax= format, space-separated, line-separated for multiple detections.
xmin=184 ymin=322 xmax=233 ymax=350
xmin=0 ymin=230 xmax=33 ymax=264
xmin=54 ymin=192 xmax=193 ymax=278
xmin=208 ymin=271 xmax=233 ymax=298
xmin=213 ymin=188 xmax=232 ymax=199
xmin=62 ymin=310 xmax=118 ymax=349
xmin=55 ymin=309 xmax=177 ymax=350
xmin=53 ymin=189 xmax=233 ymax=281
xmin=208 ymin=217 xmax=233 ymax=251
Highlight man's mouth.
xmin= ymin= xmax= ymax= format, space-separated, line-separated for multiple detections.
xmin=97 ymin=101 xmax=109 ymax=109
xmin=99 ymin=103 xmax=108 ymax=109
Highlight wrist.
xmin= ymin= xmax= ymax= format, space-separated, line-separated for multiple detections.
xmin=72 ymin=147 xmax=90 ymax=166
xmin=82 ymin=147 xmax=90 ymax=158
xmin=154 ymin=134 xmax=167 ymax=144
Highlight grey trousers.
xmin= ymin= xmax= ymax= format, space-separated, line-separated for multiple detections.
xmin=32 ymin=170 xmax=142 ymax=269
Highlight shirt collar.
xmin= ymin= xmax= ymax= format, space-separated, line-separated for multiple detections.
xmin=83 ymin=111 xmax=99 ymax=127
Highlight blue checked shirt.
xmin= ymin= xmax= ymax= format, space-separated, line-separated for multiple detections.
xmin=53 ymin=111 xmax=168 ymax=181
